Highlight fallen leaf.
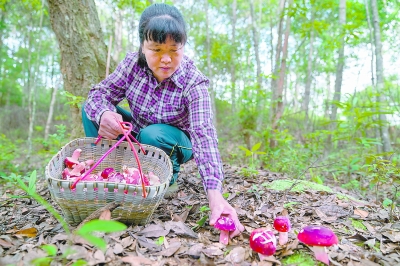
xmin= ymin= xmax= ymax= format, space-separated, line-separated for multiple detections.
xmin=137 ymin=224 xmax=169 ymax=238
xmin=93 ymin=249 xmax=106 ymax=263
xmin=187 ymin=243 xmax=204 ymax=259
xmin=225 ymin=246 xmax=247 ymax=264
xmin=113 ymin=243 xmax=124 ymax=254
xmin=121 ymin=255 xmax=155 ymax=266
xmin=165 ymin=221 xmax=198 ymax=238
xmin=99 ymin=209 xmax=112 ymax=220
xmin=121 ymin=236 xmax=134 ymax=248
xmin=362 ymin=221 xmax=376 ymax=234
xmin=0 ymin=238 xmax=13 ymax=248
xmin=354 ymin=209 xmax=368 ymax=218
xmin=179 ymin=208 xmax=190 ymax=222
xmin=260 ymin=255 xmax=281 ymax=265
xmin=364 ymin=238 xmax=375 ymax=248
xmin=15 ymin=227 xmax=38 ymax=238
xmin=382 ymin=231 xmax=400 ymax=242
xmin=380 ymin=242 xmax=399 ymax=254
xmin=202 ymin=246 xmax=224 ymax=257
xmin=378 ymin=209 xmax=389 ymax=220
xmin=315 ymin=208 xmax=337 ymax=222
xmin=359 ymin=259 xmax=380 ymax=266
xmin=154 ymin=241 xmax=181 ymax=257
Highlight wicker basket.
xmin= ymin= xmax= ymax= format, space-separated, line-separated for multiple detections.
xmin=45 ymin=137 xmax=173 ymax=226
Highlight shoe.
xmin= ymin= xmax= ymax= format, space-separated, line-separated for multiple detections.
xmin=164 ymin=182 xmax=179 ymax=199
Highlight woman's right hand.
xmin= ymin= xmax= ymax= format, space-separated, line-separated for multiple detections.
xmin=99 ymin=111 xmax=123 ymax=140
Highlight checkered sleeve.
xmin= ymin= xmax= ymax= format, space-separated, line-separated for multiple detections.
xmin=186 ymin=81 xmax=224 ymax=193
xmin=84 ymin=53 xmax=133 ymax=124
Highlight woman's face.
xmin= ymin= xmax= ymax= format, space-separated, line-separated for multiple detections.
xmin=142 ymin=36 xmax=184 ymax=82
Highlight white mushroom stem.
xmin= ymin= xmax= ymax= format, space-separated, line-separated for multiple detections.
xmin=312 ymin=246 xmax=329 ymax=265
xmin=278 ymin=232 xmax=288 ymax=245
xmin=219 ymin=230 xmax=229 ymax=245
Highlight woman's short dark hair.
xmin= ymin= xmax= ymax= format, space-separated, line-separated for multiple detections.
xmin=138 ymin=3 xmax=187 ymax=68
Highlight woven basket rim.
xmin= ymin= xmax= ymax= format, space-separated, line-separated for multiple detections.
xmin=45 ymin=137 xmax=173 ymax=189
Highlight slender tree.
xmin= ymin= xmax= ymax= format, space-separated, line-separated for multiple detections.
xmin=370 ymin=0 xmax=391 ymax=153
xmin=230 ymin=0 xmax=237 ymax=113
xmin=302 ymin=9 xmax=315 ymax=124
xmin=364 ymin=0 xmax=382 ymax=153
xmin=270 ymin=0 xmax=293 ymax=148
xmin=330 ymin=0 xmax=346 ymax=123
xmin=205 ymin=0 xmax=217 ymax=126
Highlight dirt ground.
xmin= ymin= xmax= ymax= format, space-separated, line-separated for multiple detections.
xmin=0 ymin=160 xmax=399 ymax=266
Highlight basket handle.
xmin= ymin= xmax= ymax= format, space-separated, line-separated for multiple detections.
xmin=118 ymin=122 xmax=147 ymax=198
xmin=70 ymin=122 xmax=148 ymax=198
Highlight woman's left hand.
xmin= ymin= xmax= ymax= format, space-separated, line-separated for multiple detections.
xmin=207 ymin=189 xmax=244 ymax=239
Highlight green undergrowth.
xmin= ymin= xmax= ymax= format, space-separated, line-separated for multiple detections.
xmin=262 ymin=179 xmax=333 ymax=193
xmin=262 ymin=179 xmax=368 ymax=204
xmin=281 ymin=251 xmax=320 ymax=266
xmin=350 ymin=218 xmax=367 ymax=231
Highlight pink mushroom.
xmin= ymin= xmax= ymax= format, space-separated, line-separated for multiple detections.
xmin=213 ymin=216 xmax=236 ymax=245
xmin=147 ymin=171 xmax=161 ymax=185
xmin=273 ymin=216 xmax=291 ymax=245
xmin=101 ymin=167 xmax=115 ymax=179
xmin=297 ymin=225 xmax=338 ymax=265
xmin=249 ymin=228 xmax=277 ymax=261
xmin=64 ymin=148 xmax=82 ymax=168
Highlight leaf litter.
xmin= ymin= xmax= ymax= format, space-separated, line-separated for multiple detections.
xmin=0 ymin=160 xmax=399 ymax=265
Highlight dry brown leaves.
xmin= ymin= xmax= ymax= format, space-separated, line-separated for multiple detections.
xmin=0 ymin=161 xmax=399 ymax=265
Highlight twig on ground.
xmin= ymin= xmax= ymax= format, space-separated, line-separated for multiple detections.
xmin=73 ymin=201 xmax=120 ymax=232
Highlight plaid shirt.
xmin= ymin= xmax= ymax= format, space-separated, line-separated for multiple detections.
xmin=85 ymin=52 xmax=223 ymax=192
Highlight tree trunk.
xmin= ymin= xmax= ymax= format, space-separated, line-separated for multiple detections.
xmin=330 ymin=0 xmax=346 ymax=123
xmin=364 ymin=0 xmax=375 ymax=88
xmin=271 ymin=0 xmax=286 ymax=102
xmin=302 ymin=13 xmax=315 ymax=125
xmin=270 ymin=0 xmax=293 ymax=148
xmin=364 ymin=0 xmax=381 ymax=153
xmin=113 ymin=9 xmax=123 ymax=62
xmin=327 ymin=0 xmax=346 ymax=154
xmin=205 ymin=0 xmax=217 ymax=126
xmin=324 ymin=73 xmax=331 ymax=118
xmin=47 ymin=0 xmax=114 ymax=138
xmin=251 ymin=0 xmax=264 ymax=133
xmin=27 ymin=0 xmax=45 ymax=159
xmin=45 ymin=54 xmax=58 ymax=141
xmin=371 ymin=0 xmax=391 ymax=153
xmin=230 ymin=0 xmax=237 ymax=113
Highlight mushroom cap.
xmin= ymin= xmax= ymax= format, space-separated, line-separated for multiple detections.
xmin=214 ymin=216 xmax=236 ymax=231
xmin=273 ymin=216 xmax=291 ymax=232
xmin=297 ymin=225 xmax=338 ymax=246
xmin=249 ymin=228 xmax=277 ymax=256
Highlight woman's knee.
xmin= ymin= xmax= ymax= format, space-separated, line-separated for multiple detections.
xmin=137 ymin=124 xmax=165 ymax=147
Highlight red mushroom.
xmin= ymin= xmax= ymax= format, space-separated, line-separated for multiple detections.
xmin=297 ymin=225 xmax=338 ymax=265
xmin=100 ymin=167 xmax=115 ymax=179
xmin=273 ymin=216 xmax=291 ymax=245
xmin=249 ymin=228 xmax=277 ymax=261
xmin=64 ymin=148 xmax=82 ymax=168
xmin=213 ymin=216 xmax=236 ymax=245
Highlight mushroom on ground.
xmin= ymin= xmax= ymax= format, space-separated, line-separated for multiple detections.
xmin=273 ymin=215 xmax=291 ymax=245
xmin=297 ymin=225 xmax=338 ymax=265
xmin=249 ymin=228 xmax=277 ymax=261
xmin=213 ymin=216 xmax=236 ymax=245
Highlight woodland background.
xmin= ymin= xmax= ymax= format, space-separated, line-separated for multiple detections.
xmin=0 ymin=0 xmax=400 ymax=217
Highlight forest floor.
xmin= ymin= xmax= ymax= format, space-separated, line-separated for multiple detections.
xmin=0 ymin=160 xmax=399 ymax=266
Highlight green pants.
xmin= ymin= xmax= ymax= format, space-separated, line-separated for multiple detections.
xmin=82 ymin=104 xmax=193 ymax=184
